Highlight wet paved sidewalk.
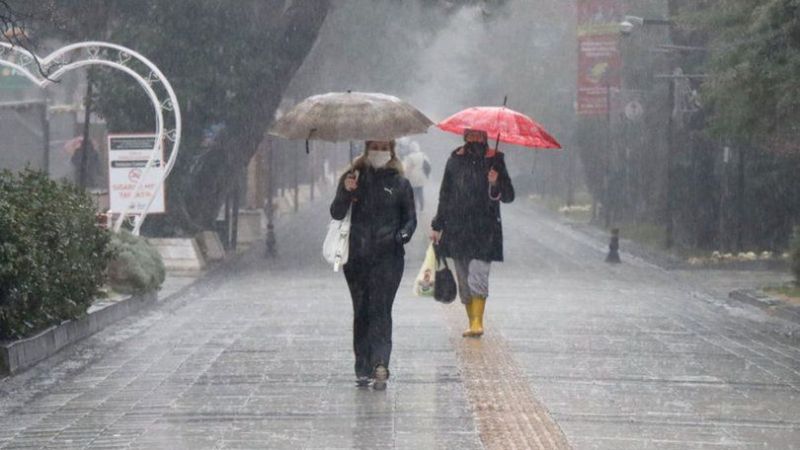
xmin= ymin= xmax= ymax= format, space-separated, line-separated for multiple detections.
xmin=492 ymin=204 xmax=799 ymax=449
xmin=1 ymin=197 xmax=799 ymax=449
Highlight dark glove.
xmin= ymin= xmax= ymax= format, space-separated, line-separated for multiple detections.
xmin=395 ymin=230 xmax=411 ymax=245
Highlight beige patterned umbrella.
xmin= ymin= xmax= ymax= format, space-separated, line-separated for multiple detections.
xmin=268 ymin=91 xmax=434 ymax=142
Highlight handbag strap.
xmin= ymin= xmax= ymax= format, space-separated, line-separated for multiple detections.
xmin=340 ymin=202 xmax=353 ymax=231
xmin=433 ymin=244 xmax=450 ymax=269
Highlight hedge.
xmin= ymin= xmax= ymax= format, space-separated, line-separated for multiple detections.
xmin=107 ymin=230 xmax=165 ymax=295
xmin=0 ymin=170 xmax=111 ymax=340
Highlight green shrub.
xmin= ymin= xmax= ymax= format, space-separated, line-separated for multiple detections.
xmin=791 ymin=226 xmax=800 ymax=286
xmin=107 ymin=230 xmax=165 ymax=295
xmin=0 ymin=170 xmax=111 ymax=340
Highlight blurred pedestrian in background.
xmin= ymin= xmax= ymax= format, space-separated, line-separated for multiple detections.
xmin=402 ymin=140 xmax=431 ymax=211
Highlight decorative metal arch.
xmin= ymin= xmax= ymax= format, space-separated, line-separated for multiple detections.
xmin=0 ymin=41 xmax=182 ymax=235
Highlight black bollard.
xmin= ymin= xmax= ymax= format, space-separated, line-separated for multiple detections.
xmin=265 ymin=221 xmax=276 ymax=257
xmin=606 ymin=228 xmax=621 ymax=263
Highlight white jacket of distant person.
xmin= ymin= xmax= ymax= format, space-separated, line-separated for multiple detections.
xmin=402 ymin=142 xmax=431 ymax=189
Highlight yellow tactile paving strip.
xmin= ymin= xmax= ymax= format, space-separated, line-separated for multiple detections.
xmin=444 ymin=306 xmax=572 ymax=450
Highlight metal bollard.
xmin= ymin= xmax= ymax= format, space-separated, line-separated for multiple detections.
xmin=605 ymin=228 xmax=621 ymax=263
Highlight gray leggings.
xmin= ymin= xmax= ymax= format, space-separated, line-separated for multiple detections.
xmin=453 ymin=259 xmax=491 ymax=304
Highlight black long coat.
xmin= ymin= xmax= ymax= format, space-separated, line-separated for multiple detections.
xmin=330 ymin=166 xmax=417 ymax=260
xmin=431 ymin=147 xmax=514 ymax=261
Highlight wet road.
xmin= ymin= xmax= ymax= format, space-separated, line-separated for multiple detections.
xmin=1 ymin=195 xmax=798 ymax=449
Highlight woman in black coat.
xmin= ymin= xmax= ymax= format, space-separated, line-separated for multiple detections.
xmin=431 ymin=129 xmax=514 ymax=337
xmin=330 ymin=140 xmax=416 ymax=390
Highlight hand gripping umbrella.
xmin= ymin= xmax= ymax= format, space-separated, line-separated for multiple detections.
xmin=437 ymin=97 xmax=561 ymax=151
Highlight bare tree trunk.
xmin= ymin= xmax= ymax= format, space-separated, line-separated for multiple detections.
xmin=184 ymin=0 xmax=330 ymax=229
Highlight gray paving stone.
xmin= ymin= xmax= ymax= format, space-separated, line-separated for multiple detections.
xmin=1 ymin=200 xmax=799 ymax=449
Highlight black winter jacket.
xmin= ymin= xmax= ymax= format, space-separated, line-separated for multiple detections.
xmin=330 ymin=166 xmax=417 ymax=261
xmin=431 ymin=146 xmax=514 ymax=261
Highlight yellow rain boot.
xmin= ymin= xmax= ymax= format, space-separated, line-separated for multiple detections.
xmin=462 ymin=302 xmax=476 ymax=337
xmin=462 ymin=297 xmax=485 ymax=337
xmin=471 ymin=297 xmax=485 ymax=337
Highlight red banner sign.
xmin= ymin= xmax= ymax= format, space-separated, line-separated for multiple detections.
xmin=577 ymin=35 xmax=621 ymax=116
xmin=577 ymin=0 xmax=622 ymax=116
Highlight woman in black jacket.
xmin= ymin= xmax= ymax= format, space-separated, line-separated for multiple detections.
xmin=430 ymin=129 xmax=514 ymax=338
xmin=330 ymin=140 xmax=416 ymax=390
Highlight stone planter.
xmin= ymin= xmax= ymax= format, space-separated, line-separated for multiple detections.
xmin=1 ymin=291 xmax=157 ymax=376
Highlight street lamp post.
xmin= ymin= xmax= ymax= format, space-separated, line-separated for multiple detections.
xmin=719 ymin=145 xmax=731 ymax=251
xmin=265 ymin=140 xmax=276 ymax=258
xmin=231 ymin=172 xmax=240 ymax=252
xmin=604 ymin=75 xmax=613 ymax=229
xmin=665 ymin=71 xmax=676 ymax=249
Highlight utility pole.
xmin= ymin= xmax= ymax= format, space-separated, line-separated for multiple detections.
xmin=665 ymin=72 xmax=676 ymax=249
xmin=231 ymin=172 xmax=240 ymax=252
xmin=604 ymin=76 xmax=613 ymax=229
xmin=657 ymin=69 xmax=707 ymax=249
xmin=566 ymin=147 xmax=575 ymax=207
xmin=718 ymin=146 xmax=730 ymax=251
xmin=265 ymin=140 xmax=276 ymax=257
xmin=736 ymin=146 xmax=746 ymax=252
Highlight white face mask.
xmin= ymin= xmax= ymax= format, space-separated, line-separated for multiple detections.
xmin=367 ymin=150 xmax=392 ymax=168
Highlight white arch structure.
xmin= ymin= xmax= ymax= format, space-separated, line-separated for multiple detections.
xmin=0 ymin=41 xmax=182 ymax=235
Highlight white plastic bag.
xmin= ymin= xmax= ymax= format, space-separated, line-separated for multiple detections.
xmin=322 ymin=204 xmax=352 ymax=272
xmin=413 ymin=243 xmax=437 ymax=297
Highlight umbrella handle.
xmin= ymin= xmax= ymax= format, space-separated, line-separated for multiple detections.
xmin=305 ymin=128 xmax=317 ymax=154
xmin=488 ymin=186 xmax=501 ymax=201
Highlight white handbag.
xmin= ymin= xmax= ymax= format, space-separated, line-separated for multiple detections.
xmin=322 ymin=203 xmax=352 ymax=272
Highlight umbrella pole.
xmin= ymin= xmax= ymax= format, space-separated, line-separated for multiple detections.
xmin=494 ymin=95 xmax=507 ymax=152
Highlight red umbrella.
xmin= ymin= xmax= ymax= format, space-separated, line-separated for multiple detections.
xmin=437 ymin=104 xmax=561 ymax=150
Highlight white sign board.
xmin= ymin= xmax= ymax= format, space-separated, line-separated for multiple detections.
xmin=108 ymin=134 xmax=165 ymax=214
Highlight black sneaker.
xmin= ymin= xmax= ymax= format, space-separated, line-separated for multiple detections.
xmin=355 ymin=376 xmax=370 ymax=388
xmin=372 ymin=365 xmax=388 ymax=391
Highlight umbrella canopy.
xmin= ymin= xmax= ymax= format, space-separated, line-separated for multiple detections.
xmin=438 ymin=106 xmax=561 ymax=149
xmin=268 ymin=91 xmax=434 ymax=142
xmin=62 ymin=136 xmax=98 ymax=155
